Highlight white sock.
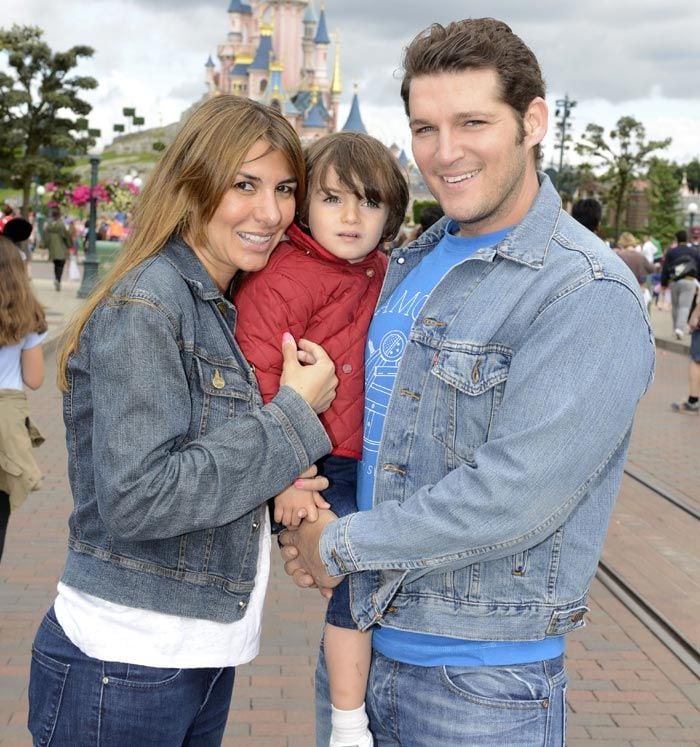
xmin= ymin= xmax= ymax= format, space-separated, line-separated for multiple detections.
xmin=330 ymin=703 xmax=372 ymax=746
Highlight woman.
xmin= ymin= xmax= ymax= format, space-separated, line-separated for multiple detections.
xmin=28 ymin=95 xmax=337 ymax=746
xmin=41 ymin=206 xmax=72 ymax=291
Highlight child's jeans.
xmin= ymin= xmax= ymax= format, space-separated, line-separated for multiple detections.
xmin=317 ymin=454 xmax=358 ymax=630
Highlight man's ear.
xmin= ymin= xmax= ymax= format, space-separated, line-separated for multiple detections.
xmin=523 ymin=97 xmax=548 ymax=148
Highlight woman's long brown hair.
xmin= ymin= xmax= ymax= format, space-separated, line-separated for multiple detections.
xmin=0 ymin=236 xmax=47 ymax=346
xmin=57 ymin=95 xmax=305 ymax=390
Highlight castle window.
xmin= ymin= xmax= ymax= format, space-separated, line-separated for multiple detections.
xmin=260 ymin=79 xmax=268 ymax=94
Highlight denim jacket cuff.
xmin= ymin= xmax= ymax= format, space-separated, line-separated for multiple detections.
xmin=320 ymin=514 xmax=355 ymax=577
xmin=266 ymin=385 xmax=332 ymax=467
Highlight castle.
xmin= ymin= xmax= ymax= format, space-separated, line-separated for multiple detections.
xmin=204 ymin=0 xmax=367 ymax=139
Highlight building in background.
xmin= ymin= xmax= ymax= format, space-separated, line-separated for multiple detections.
xmin=205 ymin=0 xmax=354 ymax=140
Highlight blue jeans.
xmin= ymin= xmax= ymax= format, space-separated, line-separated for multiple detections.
xmin=317 ymin=455 xmax=358 ymax=630
xmin=28 ymin=607 xmax=235 ymax=746
xmin=316 ymin=644 xmax=567 ymax=746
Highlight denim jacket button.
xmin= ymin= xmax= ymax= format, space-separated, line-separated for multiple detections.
xmin=216 ymin=301 xmax=227 ymax=315
xmin=252 ymin=521 xmax=260 ymax=531
xmin=238 ymin=600 xmax=247 ymax=609
xmin=212 ymin=369 xmax=225 ymax=389
xmin=397 ymin=256 xmax=405 ymax=264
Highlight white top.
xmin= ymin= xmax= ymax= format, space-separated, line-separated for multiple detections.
xmin=54 ymin=512 xmax=272 ymax=668
xmin=0 ymin=331 xmax=47 ymax=390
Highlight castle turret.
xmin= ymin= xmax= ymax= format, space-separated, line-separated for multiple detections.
xmin=330 ymin=31 xmax=342 ymax=131
xmin=341 ymin=85 xmax=367 ymax=134
xmin=204 ymin=55 xmax=218 ymax=96
xmin=264 ymin=59 xmax=301 ymax=127
xmin=301 ymin=3 xmax=316 ymax=89
xmin=248 ymin=21 xmax=273 ymax=97
xmin=313 ymin=4 xmax=330 ymax=89
xmin=302 ymin=86 xmax=331 ymax=139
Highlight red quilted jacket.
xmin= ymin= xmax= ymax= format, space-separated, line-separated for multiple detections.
xmin=235 ymin=223 xmax=387 ymax=459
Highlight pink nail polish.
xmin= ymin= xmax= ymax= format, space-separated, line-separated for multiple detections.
xmin=294 ymin=479 xmax=304 ymax=488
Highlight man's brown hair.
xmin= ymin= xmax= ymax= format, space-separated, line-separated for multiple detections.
xmin=299 ymin=132 xmax=409 ymax=243
xmin=400 ymin=18 xmax=546 ymax=161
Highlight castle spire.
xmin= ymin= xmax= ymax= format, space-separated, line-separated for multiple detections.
xmin=341 ymin=84 xmax=367 ymax=134
xmin=330 ymin=30 xmax=342 ymax=95
xmin=314 ymin=3 xmax=330 ymax=44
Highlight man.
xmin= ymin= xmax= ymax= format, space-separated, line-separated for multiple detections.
xmin=281 ymin=18 xmax=654 ymax=746
xmin=571 ymin=197 xmax=602 ymax=234
xmin=661 ymin=230 xmax=700 ymax=339
xmin=671 ymin=298 xmax=700 ymax=414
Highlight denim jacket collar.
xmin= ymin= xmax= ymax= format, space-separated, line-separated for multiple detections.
xmin=161 ymin=235 xmax=225 ymax=302
xmin=405 ymin=173 xmax=561 ymax=269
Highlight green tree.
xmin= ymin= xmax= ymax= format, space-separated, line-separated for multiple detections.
xmin=646 ymin=158 xmax=681 ymax=248
xmin=575 ymin=116 xmax=670 ymax=240
xmin=687 ymin=159 xmax=700 ymax=193
xmin=0 ymin=25 xmax=97 ymax=212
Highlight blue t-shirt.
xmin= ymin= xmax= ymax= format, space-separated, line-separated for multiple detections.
xmin=357 ymin=223 xmax=564 ymax=666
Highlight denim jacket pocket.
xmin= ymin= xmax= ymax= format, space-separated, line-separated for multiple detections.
xmin=431 ymin=346 xmax=511 ymax=466
xmin=192 ymin=352 xmax=252 ymax=436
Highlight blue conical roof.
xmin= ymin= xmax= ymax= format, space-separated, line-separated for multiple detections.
xmin=230 ymin=62 xmax=249 ymax=76
xmin=250 ymin=34 xmax=273 ymax=70
xmin=205 ymin=55 xmax=215 ymax=68
xmin=341 ymin=92 xmax=367 ymax=134
xmin=228 ymin=0 xmax=252 ymax=13
xmin=314 ymin=8 xmax=330 ymax=44
xmin=304 ymin=96 xmax=330 ymax=128
xmin=398 ymin=149 xmax=409 ymax=167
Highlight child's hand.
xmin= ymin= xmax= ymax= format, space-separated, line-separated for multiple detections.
xmin=274 ymin=476 xmax=331 ymax=527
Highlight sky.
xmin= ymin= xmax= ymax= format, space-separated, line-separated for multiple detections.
xmin=4 ymin=0 xmax=700 ymax=172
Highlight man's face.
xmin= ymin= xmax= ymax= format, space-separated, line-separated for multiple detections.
xmin=408 ymin=68 xmax=546 ymax=237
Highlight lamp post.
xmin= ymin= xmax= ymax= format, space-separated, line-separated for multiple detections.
xmin=688 ymin=202 xmax=698 ymax=242
xmin=77 ymin=156 xmax=101 ymax=298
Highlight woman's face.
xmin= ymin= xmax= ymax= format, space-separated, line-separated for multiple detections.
xmin=194 ymin=140 xmax=298 ymax=290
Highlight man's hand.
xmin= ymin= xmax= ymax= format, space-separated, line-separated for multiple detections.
xmin=279 ymin=508 xmax=341 ymax=592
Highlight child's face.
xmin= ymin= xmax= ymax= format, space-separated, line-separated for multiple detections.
xmin=308 ymin=166 xmax=389 ymax=263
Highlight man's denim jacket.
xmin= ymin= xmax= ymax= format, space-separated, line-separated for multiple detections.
xmin=320 ymin=176 xmax=655 ymax=641
xmin=61 ymin=237 xmax=331 ymax=622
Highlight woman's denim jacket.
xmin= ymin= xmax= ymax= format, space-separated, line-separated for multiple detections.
xmin=320 ymin=176 xmax=655 ymax=641
xmin=61 ymin=237 xmax=331 ymax=622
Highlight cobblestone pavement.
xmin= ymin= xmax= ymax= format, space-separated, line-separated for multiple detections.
xmin=0 ymin=260 xmax=697 ymax=745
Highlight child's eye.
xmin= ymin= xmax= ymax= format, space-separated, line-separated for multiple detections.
xmin=323 ymin=194 xmax=340 ymax=204
xmin=363 ymin=199 xmax=382 ymax=209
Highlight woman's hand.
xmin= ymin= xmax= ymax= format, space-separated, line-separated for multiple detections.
xmin=280 ymin=332 xmax=338 ymax=413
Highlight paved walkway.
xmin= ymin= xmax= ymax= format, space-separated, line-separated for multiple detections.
xmin=0 ymin=259 xmax=697 ymax=745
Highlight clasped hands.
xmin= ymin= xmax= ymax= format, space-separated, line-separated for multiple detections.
xmin=276 ymin=465 xmax=342 ymax=598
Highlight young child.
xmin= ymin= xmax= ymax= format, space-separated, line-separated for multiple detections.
xmin=236 ymin=132 xmax=409 ymax=747
xmin=0 ymin=236 xmax=47 ymax=563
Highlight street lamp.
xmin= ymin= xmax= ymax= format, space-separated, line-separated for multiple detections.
xmin=688 ymin=202 xmax=698 ymax=239
xmin=77 ymin=155 xmax=101 ymax=298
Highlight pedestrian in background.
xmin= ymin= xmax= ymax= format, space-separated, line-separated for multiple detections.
xmin=41 ymin=206 xmax=72 ymax=291
xmin=661 ymin=230 xmax=700 ymax=339
xmin=0 ymin=236 xmax=46 ymax=564
xmin=671 ymin=294 xmax=700 ymax=414
xmin=571 ymin=197 xmax=602 ymax=235
xmin=27 ymin=94 xmax=338 ymax=747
